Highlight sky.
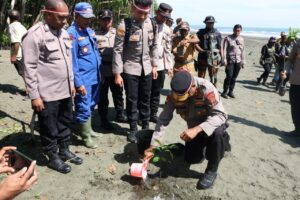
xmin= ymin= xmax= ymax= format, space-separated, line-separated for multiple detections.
xmin=157 ymin=0 xmax=300 ymax=28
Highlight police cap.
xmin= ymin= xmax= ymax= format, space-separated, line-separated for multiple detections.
xmin=171 ymin=71 xmax=193 ymax=102
xmin=74 ymin=2 xmax=95 ymax=19
xmin=99 ymin=9 xmax=113 ymax=19
xmin=179 ymin=21 xmax=190 ymax=30
xmin=158 ymin=3 xmax=173 ymax=18
xmin=269 ymin=36 xmax=276 ymax=43
xmin=203 ymin=16 xmax=216 ymax=23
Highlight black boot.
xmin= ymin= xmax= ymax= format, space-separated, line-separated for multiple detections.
xmin=150 ymin=111 xmax=158 ymax=123
xmin=228 ymin=91 xmax=235 ymax=98
xmin=257 ymin=77 xmax=261 ymax=84
xmin=221 ymin=92 xmax=228 ymax=99
xmin=58 ymin=143 xmax=83 ymax=165
xmin=197 ymin=161 xmax=219 ymax=189
xmin=116 ymin=111 xmax=128 ymax=123
xmin=142 ymin=121 xmax=149 ymax=130
xmin=47 ymin=150 xmax=72 ymax=174
xmin=128 ymin=123 xmax=138 ymax=143
xmin=197 ymin=171 xmax=217 ymax=190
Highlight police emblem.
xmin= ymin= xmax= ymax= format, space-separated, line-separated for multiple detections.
xmin=83 ymin=47 xmax=88 ymax=53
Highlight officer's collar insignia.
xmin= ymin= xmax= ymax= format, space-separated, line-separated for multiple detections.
xmin=78 ymin=37 xmax=85 ymax=41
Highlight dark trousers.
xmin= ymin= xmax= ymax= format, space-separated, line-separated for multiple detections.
xmin=98 ymin=76 xmax=124 ymax=120
xmin=223 ymin=62 xmax=241 ymax=93
xmin=289 ymin=85 xmax=300 ymax=131
xmin=38 ymin=97 xmax=73 ymax=152
xmin=123 ymin=72 xmax=152 ymax=125
xmin=184 ymin=124 xmax=228 ymax=172
xmin=259 ymin=63 xmax=272 ymax=83
xmin=150 ymin=70 xmax=165 ymax=115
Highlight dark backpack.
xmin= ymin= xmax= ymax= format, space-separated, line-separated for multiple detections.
xmin=124 ymin=17 xmax=157 ymax=46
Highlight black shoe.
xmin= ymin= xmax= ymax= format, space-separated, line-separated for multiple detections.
xmin=115 ymin=113 xmax=128 ymax=123
xmin=101 ymin=120 xmax=115 ymax=131
xmin=150 ymin=115 xmax=158 ymax=123
xmin=257 ymin=77 xmax=261 ymax=84
xmin=127 ymin=130 xmax=138 ymax=143
xmin=128 ymin=124 xmax=138 ymax=143
xmin=197 ymin=171 xmax=217 ymax=190
xmin=59 ymin=144 xmax=83 ymax=165
xmin=47 ymin=151 xmax=72 ymax=174
xmin=262 ymin=82 xmax=267 ymax=86
xmin=221 ymin=92 xmax=228 ymax=99
xmin=142 ymin=122 xmax=149 ymax=130
xmin=228 ymin=92 xmax=235 ymax=98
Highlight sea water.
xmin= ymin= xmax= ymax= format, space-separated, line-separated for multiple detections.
xmin=190 ymin=26 xmax=289 ymax=38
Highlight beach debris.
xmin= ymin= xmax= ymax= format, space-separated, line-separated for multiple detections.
xmin=107 ymin=164 xmax=117 ymax=175
xmin=248 ymin=51 xmax=253 ymax=55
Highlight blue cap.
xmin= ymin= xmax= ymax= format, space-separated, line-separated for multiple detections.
xmin=74 ymin=2 xmax=95 ymax=19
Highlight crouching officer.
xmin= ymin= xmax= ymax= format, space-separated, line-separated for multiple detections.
xmin=68 ymin=2 xmax=101 ymax=148
xmin=144 ymin=70 xmax=230 ymax=189
xmin=96 ymin=9 xmax=127 ymax=131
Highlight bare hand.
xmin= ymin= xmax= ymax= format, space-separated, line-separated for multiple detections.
xmin=152 ymin=67 xmax=158 ymax=80
xmin=10 ymin=56 xmax=17 ymax=64
xmin=179 ymin=40 xmax=187 ymax=46
xmin=114 ymin=74 xmax=124 ymax=87
xmin=71 ymin=87 xmax=76 ymax=97
xmin=180 ymin=126 xmax=202 ymax=142
xmin=0 ymin=161 xmax=38 ymax=200
xmin=77 ymin=85 xmax=87 ymax=96
xmin=144 ymin=145 xmax=155 ymax=160
xmin=0 ymin=146 xmax=17 ymax=174
xmin=31 ymin=98 xmax=44 ymax=112
xmin=167 ymin=69 xmax=173 ymax=78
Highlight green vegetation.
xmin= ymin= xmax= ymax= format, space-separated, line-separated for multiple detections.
xmin=287 ymin=27 xmax=300 ymax=42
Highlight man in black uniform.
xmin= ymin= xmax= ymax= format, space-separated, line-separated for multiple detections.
xmin=196 ymin=16 xmax=223 ymax=87
xmin=257 ymin=37 xmax=277 ymax=85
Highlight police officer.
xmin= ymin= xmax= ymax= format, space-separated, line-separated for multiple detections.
xmin=23 ymin=0 xmax=82 ymax=173
xmin=144 ymin=70 xmax=230 ymax=189
xmin=286 ymin=39 xmax=300 ymax=136
xmin=172 ymin=21 xmax=199 ymax=74
xmin=257 ymin=37 xmax=277 ymax=85
xmin=150 ymin=3 xmax=173 ymax=123
xmin=196 ymin=16 xmax=223 ymax=87
xmin=113 ymin=0 xmax=159 ymax=143
xmin=96 ymin=9 xmax=127 ymax=131
xmin=221 ymin=24 xmax=246 ymax=99
xmin=68 ymin=2 xmax=101 ymax=148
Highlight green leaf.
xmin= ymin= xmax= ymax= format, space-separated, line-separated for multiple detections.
xmin=152 ymin=156 xmax=160 ymax=163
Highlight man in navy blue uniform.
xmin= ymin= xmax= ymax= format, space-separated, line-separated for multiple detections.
xmin=68 ymin=2 xmax=101 ymax=148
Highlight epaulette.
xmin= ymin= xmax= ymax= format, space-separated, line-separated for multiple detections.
xmin=22 ymin=22 xmax=42 ymax=41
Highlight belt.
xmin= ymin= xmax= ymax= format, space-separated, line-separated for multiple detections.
xmin=175 ymin=59 xmax=194 ymax=65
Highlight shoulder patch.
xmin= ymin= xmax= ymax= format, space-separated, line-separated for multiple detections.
xmin=117 ymin=28 xmax=125 ymax=37
xmin=206 ymin=91 xmax=218 ymax=106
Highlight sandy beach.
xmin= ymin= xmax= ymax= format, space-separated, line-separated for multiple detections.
xmin=0 ymin=36 xmax=300 ymax=200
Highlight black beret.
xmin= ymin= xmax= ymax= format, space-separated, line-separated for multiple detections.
xmin=99 ymin=9 xmax=112 ymax=19
xmin=171 ymin=71 xmax=193 ymax=94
